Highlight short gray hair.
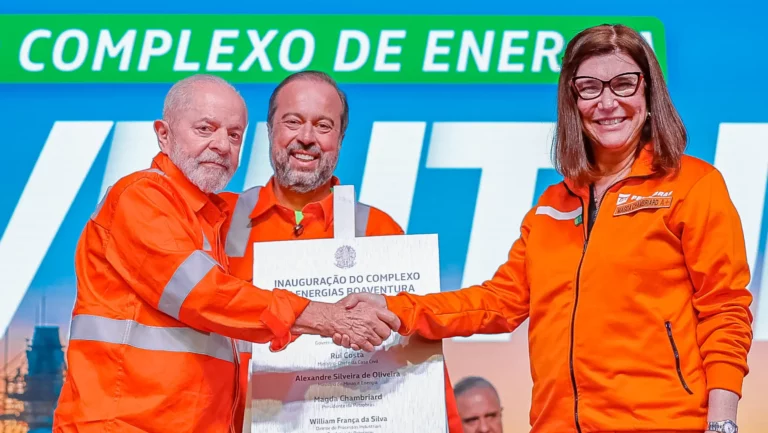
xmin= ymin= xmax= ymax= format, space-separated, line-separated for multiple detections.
xmin=162 ymin=74 xmax=244 ymax=126
xmin=453 ymin=376 xmax=500 ymax=399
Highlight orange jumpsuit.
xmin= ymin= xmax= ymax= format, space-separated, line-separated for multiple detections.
xmin=54 ymin=153 xmax=311 ymax=432
xmin=219 ymin=176 xmax=463 ymax=433
xmin=386 ymin=146 xmax=754 ymax=432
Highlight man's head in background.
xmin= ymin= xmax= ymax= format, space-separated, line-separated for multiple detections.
xmin=454 ymin=376 xmax=503 ymax=433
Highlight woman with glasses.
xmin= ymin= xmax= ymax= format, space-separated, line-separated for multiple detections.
xmin=336 ymin=24 xmax=753 ymax=433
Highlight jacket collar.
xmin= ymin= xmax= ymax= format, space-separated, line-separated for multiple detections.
xmin=563 ymin=143 xmax=656 ymax=199
xmin=250 ymin=176 xmax=341 ymax=228
xmin=151 ymin=152 xmax=228 ymax=214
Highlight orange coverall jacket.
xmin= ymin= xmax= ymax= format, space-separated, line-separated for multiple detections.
xmin=54 ymin=153 xmax=311 ymax=433
xmin=386 ymin=146 xmax=754 ymax=433
xmin=219 ymin=176 xmax=463 ymax=433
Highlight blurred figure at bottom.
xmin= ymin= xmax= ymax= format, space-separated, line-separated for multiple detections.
xmin=454 ymin=376 xmax=504 ymax=433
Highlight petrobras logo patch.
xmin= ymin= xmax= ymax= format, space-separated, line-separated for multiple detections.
xmin=1 ymin=121 xmax=767 ymax=343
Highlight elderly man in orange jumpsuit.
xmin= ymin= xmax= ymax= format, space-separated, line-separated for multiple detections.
xmin=221 ymin=70 xmax=463 ymax=433
xmin=53 ymin=74 xmax=399 ymax=433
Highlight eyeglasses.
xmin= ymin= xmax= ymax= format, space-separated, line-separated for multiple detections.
xmin=571 ymin=72 xmax=643 ymax=100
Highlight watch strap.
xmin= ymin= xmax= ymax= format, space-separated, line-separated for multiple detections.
xmin=708 ymin=420 xmax=738 ymax=433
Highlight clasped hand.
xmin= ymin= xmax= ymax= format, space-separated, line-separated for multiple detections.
xmin=329 ymin=293 xmax=394 ymax=352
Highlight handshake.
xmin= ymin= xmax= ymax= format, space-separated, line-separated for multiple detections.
xmin=294 ymin=293 xmax=398 ymax=352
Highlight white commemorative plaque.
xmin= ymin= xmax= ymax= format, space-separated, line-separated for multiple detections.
xmin=243 ymin=185 xmax=447 ymax=433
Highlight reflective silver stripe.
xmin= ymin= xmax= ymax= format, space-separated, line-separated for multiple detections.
xmin=225 ymin=186 xmax=372 ymax=253
xmin=535 ymin=205 xmax=582 ymax=221
xmin=91 ymin=186 xmax=112 ymax=220
xmin=202 ymin=230 xmax=212 ymax=251
xmin=225 ymin=186 xmax=262 ymax=257
xmin=236 ymin=339 xmax=252 ymax=354
xmin=157 ymin=251 xmax=218 ymax=320
xmin=143 ymin=168 xmax=167 ymax=176
xmin=355 ymin=203 xmax=370 ymax=237
xmin=69 ymin=314 xmax=234 ymax=363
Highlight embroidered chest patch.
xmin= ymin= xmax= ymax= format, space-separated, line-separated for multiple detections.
xmin=613 ymin=191 xmax=673 ymax=216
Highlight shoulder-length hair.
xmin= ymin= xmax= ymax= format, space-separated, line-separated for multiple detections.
xmin=553 ymin=24 xmax=687 ymax=186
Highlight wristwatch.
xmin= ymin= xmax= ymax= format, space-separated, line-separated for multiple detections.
xmin=708 ymin=420 xmax=738 ymax=433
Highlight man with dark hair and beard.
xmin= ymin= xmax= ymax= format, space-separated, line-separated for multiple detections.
xmin=220 ymin=70 xmax=463 ymax=433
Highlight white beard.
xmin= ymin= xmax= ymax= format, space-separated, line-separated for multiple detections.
xmin=169 ymin=144 xmax=235 ymax=193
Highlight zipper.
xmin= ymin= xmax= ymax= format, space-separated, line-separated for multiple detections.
xmin=665 ymin=321 xmax=693 ymax=395
xmin=564 ymin=178 xmax=631 ymax=433
xmin=212 ymin=215 xmax=241 ymax=433
xmin=230 ymin=340 xmax=241 ymax=433
xmin=226 ymin=257 xmax=241 ymax=432
xmin=569 ymin=195 xmax=588 ymax=433
xmin=215 ymin=220 xmax=231 ymax=273
xmin=562 ymin=168 xmax=657 ymax=432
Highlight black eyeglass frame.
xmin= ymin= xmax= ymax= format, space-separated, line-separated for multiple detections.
xmin=570 ymin=72 xmax=644 ymax=100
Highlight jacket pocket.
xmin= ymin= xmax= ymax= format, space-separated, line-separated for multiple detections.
xmin=665 ymin=321 xmax=693 ymax=395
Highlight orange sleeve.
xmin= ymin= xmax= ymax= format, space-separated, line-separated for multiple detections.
xmin=102 ymin=177 xmax=310 ymax=351
xmin=385 ymin=207 xmax=533 ymax=339
xmin=366 ymin=207 xmax=465 ymax=431
xmin=678 ymin=168 xmax=754 ymax=397
xmin=366 ymin=207 xmax=405 ymax=236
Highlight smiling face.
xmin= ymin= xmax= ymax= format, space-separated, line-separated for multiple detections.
xmin=574 ymin=51 xmax=647 ymax=158
xmin=268 ymin=78 xmax=343 ymax=194
xmin=554 ymin=24 xmax=686 ymax=185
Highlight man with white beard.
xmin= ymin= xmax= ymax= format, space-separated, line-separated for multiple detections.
xmin=53 ymin=74 xmax=400 ymax=433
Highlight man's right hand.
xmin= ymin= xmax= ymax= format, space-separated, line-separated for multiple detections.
xmin=332 ymin=293 xmax=391 ymax=351
xmin=292 ymin=299 xmax=399 ymax=352
xmin=339 ymin=293 xmax=387 ymax=310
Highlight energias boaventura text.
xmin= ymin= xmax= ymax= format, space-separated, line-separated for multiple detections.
xmin=274 ymin=273 xmax=420 ymax=297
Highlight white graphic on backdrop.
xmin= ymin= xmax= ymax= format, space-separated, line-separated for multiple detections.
xmin=0 ymin=121 xmax=766 ymax=342
xmin=358 ymin=122 xmax=427 ymax=230
xmin=713 ymin=123 xmax=768 ymax=335
xmin=99 ymin=121 xmax=158 ymax=199
xmin=0 ymin=122 xmax=114 ymax=336
xmin=426 ymin=122 xmax=555 ymax=342
xmin=243 ymin=122 xmax=273 ymax=190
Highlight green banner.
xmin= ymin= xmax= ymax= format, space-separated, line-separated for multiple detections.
xmin=0 ymin=15 xmax=666 ymax=84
